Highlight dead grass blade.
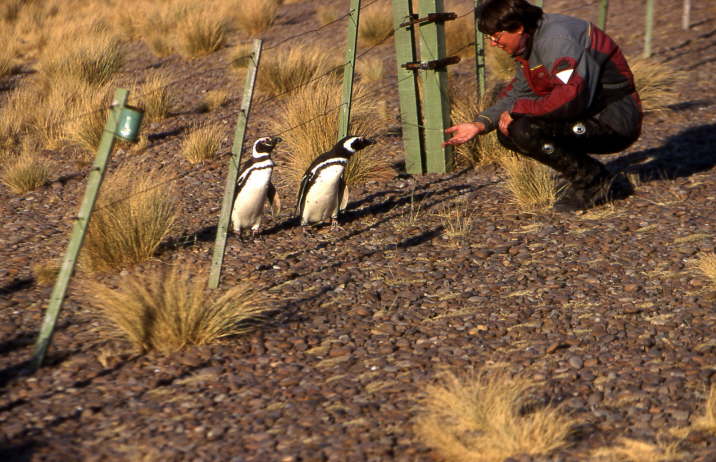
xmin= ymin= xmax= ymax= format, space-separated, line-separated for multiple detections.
xmin=81 ymin=167 xmax=178 ymax=273
xmin=233 ymin=0 xmax=279 ymax=37
xmin=257 ymin=46 xmax=339 ymax=97
xmin=691 ymin=385 xmax=716 ymax=434
xmin=414 ymin=370 xmax=576 ymax=462
xmin=435 ymin=197 xmax=475 ymax=247
xmin=178 ymin=11 xmax=227 ymax=57
xmin=591 ymin=437 xmax=684 ymax=461
xmin=84 ymin=264 xmax=272 ymax=354
xmin=694 ymin=252 xmax=716 ymax=292
xmin=39 ymin=33 xmax=124 ymax=86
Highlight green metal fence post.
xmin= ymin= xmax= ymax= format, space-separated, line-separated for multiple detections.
xmin=338 ymin=0 xmax=361 ymax=139
xmin=644 ymin=0 xmax=655 ymax=58
xmin=419 ymin=0 xmax=453 ymax=173
xmin=392 ymin=0 xmax=425 ymax=174
xmin=598 ymin=0 xmax=609 ymax=30
xmin=32 ymin=88 xmax=130 ymax=369
xmin=474 ymin=0 xmax=486 ymax=99
xmin=208 ymin=39 xmax=262 ymax=289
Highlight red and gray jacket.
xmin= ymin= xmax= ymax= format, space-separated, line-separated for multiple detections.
xmin=477 ymin=14 xmax=642 ymax=139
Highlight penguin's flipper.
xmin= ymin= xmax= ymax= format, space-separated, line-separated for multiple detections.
xmin=295 ymin=171 xmax=312 ymax=218
xmin=339 ymin=182 xmax=350 ymax=212
xmin=267 ymin=182 xmax=281 ymax=217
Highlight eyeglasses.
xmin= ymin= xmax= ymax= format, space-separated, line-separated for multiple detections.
xmin=487 ymin=32 xmax=504 ymax=44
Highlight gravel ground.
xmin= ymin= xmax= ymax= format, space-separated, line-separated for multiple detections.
xmin=2 ymin=1 xmax=716 ymax=461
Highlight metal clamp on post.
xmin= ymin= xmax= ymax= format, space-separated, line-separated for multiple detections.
xmin=400 ymin=12 xmax=457 ymax=28
xmin=402 ymin=56 xmax=460 ymax=71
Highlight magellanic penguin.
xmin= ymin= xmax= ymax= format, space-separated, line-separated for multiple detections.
xmin=230 ymin=136 xmax=282 ymax=237
xmin=296 ymin=135 xmax=376 ymax=226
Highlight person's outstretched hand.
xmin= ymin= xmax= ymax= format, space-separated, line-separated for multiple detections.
xmin=442 ymin=122 xmax=486 ymax=147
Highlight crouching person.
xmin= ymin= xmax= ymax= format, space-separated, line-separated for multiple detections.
xmin=444 ymin=0 xmax=643 ymax=211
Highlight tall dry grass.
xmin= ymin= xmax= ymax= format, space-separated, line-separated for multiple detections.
xmin=414 ymin=371 xmax=576 ymax=462
xmin=356 ymin=56 xmax=385 ymax=84
xmin=694 ymin=252 xmax=716 ymax=292
xmin=234 ymin=0 xmax=279 ymax=37
xmin=436 ymin=198 xmax=474 ymax=247
xmin=359 ymin=1 xmax=394 ymax=46
xmin=39 ymin=33 xmax=124 ymax=87
xmin=630 ymin=56 xmax=685 ymax=113
xmin=269 ymin=77 xmax=392 ymax=188
xmin=84 ymin=264 xmax=272 ymax=354
xmin=692 ymin=384 xmax=716 ymax=434
xmin=177 ymin=11 xmax=227 ymax=57
xmin=180 ymin=125 xmax=224 ymax=163
xmin=445 ymin=14 xmax=475 ymax=59
xmin=257 ymin=46 xmax=339 ymax=96
xmin=135 ymin=73 xmax=174 ymax=123
xmin=315 ymin=4 xmax=340 ymax=26
xmin=81 ymin=167 xmax=178 ymax=273
xmin=1 ymin=152 xmax=52 ymax=194
xmin=499 ymin=154 xmax=557 ymax=211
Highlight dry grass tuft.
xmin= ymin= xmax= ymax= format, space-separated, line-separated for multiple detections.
xmin=445 ymin=14 xmax=475 ymax=59
xmin=358 ymin=2 xmax=394 ymax=46
xmin=591 ymin=437 xmax=684 ymax=461
xmin=694 ymin=252 xmax=716 ymax=292
xmin=230 ymin=42 xmax=254 ymax=70
xmin=269 ymin=77 xmax=391 ymax=188
xmin=0 ymin=43 xmax=20 ymax=79
xmin=178 ymin=12 xmax=226 ymax=57
xmin=630 ymin=56 xmax=685 ymax=113
xmin=136 ymin=73 xmax=173 ymax=122
xmin=356 ymin=56 xmax=385 ymax=84
xmin=84 ymin=264 xmax=272 ymax=354
xmin=391 ymin=188 xmax=428 ymax=233
xmin=40 ymin=34 xmax=124 ymax=86
xmin=81 ymin=167 xmax=178 ymax=273
xmin=180 ymin=124 xmax=224 ymax=163
xmin=197 ymin=89 xmax=229 ymax=113
xmin=1 ymin=152 xmax=52 ymax=194
xmin=32 ymin=261 xmax=61 ymax=286
xmin=258 ymin=46 xmax=339 ymax=96
xmin=62 ymin=82 xmax=115 ymax=157
xmin=485 ymin=45 xmax=515 ymax=84
xmin=414 ymin=370 xmax=575 ymax=462
xmin=436 ymin=197 xmax=474 ymax=247
xmin=234 ymin=0 xmax=279 ymax=37
xmin=499 ymin=154 xmax=557 ymax=211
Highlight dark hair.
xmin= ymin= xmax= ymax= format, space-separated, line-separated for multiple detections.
xmin=477 ymin=0 xmax=543 ymax=36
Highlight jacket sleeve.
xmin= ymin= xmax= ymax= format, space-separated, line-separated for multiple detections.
xmin=511 ymin=35 xmax=600 ymax=119
xmin=475 ymin=65 xmax=535 ymax=132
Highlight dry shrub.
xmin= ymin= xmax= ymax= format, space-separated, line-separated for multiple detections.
xmin=234 ymin=0 xmax=279 ymax=37
xmin=39 ymin=33 xmax=124 ymax=86
xmin=591 ymin=437 xmax=684 ymax=462
xmin=258 ymin=46 xmax=339 ymax=96
xmin=178 ymin=11 xmax=226 ymax=57
xmin=84 ymin=264 xmax=272 ymax=354
xmin=1 ymin=152 xmax=52 ymax=194
xmin=694 ymin=252 xmax=716 ymax=292
xmin=32 ymin=261 xmax=61 ymax=286
xmin=81 ymin=167 xmax=178 ymax=273
xmin=315 ymin=4 xmax=340 ymax=26
xmin=269 ymin=77 xmax=392 ymax=188
xmin=181 ymin=124 xmax=224 ymax=163
xmin=358 ymin=1 xmax=394 ymax=47
xmin=136 ymin=73 xmax=173 ymax=122
xmin=630 ymin=56 xmax=685 ymax=113
xmin=356 ymin=56 xmax=384 ymax=84
xmin=499 ymin=153 xmax=557 ymax=211
xmin=197 ymin=89 xmax=229 ymax=113
xmin=414 ymin=371 xmax=575 ymax=462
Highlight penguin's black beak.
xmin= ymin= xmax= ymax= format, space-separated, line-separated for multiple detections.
xmin=270 ymin=136 xmax=283 ymax=145
xmin=364 ymin=137 xmax=376 ymax=146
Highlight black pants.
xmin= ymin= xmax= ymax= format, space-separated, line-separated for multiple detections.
xmin=497 ymin=114 xmax=636 ymax=192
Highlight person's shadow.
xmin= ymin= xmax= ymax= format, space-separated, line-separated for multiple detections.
xmin=607 ymin=123 xmax=716 ymax=182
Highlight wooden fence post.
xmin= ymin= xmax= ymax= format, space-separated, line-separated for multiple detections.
xmin=338 ymin=0 xmax=361 ymax=139
xmin=644 ymin=0 xmax=655 ymax=58
xmin=392 ymin=0 xmax=425 ymax=174
xmin=598 ymin=0 xmax=609 ymax=30
xmin=418 ymin=0 xmax=453 ymax=173
xmin=474 ymin=0 xmax=486 ymax=99
xmin=33 ymin=89 xmax=132 ymax=369
xmin=208 ymin=39 xmax=262 ymax=289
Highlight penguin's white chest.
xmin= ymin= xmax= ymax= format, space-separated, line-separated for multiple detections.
xmin=302 ymin=164 xmax=344 ymax=223
xmin=231 ymin=168 xmax=272 ymax=231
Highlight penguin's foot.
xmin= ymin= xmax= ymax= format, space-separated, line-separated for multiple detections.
xmin=330 ymin=218 xmax=342 ymax=230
